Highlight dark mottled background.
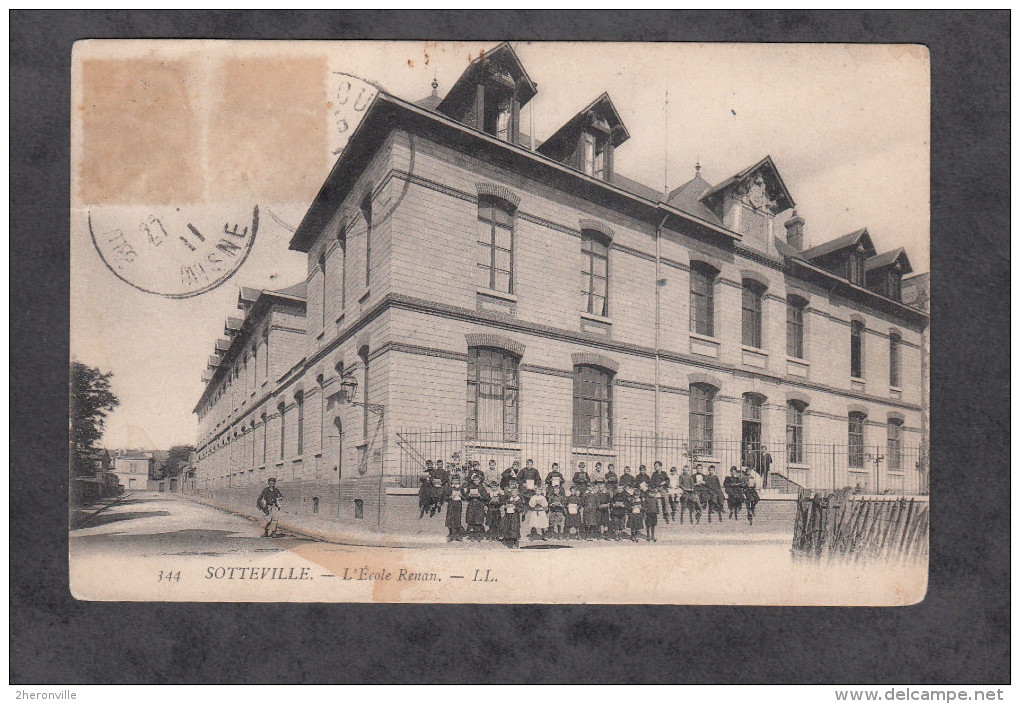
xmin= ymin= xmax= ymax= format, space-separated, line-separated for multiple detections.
xmin=10 ymin=10 xmax=1009 ymax=684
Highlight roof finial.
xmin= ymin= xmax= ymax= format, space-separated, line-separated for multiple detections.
xmin=695 ymin=160 xmax=701 ymax=174
xmin=431 ymin=72 xmax=438 ymax=96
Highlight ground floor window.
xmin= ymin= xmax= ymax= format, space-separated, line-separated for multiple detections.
xmin=467 ymin=347 xmax=520 ymax=442
xmin=573 ymin=364 xmax=613 ymax=448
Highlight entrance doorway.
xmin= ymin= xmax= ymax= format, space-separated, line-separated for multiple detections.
xmin=741 ymin=393 xmax=765 ymax=468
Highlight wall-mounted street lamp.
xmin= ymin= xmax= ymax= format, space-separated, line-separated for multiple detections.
xmin=338 ymin=373 xmax=385 ymax=415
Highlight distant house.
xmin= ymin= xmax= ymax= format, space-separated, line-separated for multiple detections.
xmin=114 ymin=452 xmax=154 ymax=492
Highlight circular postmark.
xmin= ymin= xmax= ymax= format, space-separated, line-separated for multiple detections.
xmin=330 ymin=71 xmax=415 ymax=232
xmin=88 ymin=204 xmax=258 ymax=299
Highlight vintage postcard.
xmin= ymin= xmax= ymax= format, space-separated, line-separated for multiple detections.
xmin=69 ymin=40 xmax=930 ymax=604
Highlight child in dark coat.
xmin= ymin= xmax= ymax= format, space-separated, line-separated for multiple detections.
xmin=642 ymin=488 xmax=660 ymax=542
xmin=499 ymin=484 xmax=524 ymax=548
xmin=463 ymin=474 xmax=489 ymax=540
xmin=444 ymin=477 xmax=465 ymax=541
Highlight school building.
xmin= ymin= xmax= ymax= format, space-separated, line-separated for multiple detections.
xmin=192 ymin=43 xmax=929 ymax=531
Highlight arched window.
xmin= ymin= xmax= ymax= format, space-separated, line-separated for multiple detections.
xmin=889 ymin=332 xmax=902 ymax=387
xmin=689 ymin=384 xmax=716 ymax=455
xmin=477 ymin=196 xmax=515 ymax=294
xmin=278 ymin=402 xmax=287 ymax=460
xmin=887 ymin=418 xmax=903 ymax=471
xmin=361 ymin=194 xmax=372 ymax=288
xmin=317 ymin=374 xmax=326 ymax=452
xmin=741 ymin=280 xmax=766 ymax=348
xmin=850 ymin=320 xmax=865 ymax=379
xmin=467 ymin=346 xmax=520 ymax=442
xmin=318 ymin=252 xmax=328 ymax=329
xmin=573 ymin=365 xmax=614 ymax=448
xmin=787 ymin=295 xmax=807 ymax=359
xmin=786 ymin=401 xmax=806 ymax=464
xmin=295 ymin=391 xmax=305 ymax=456
xmin=689 ymin=262 xmax=717 ymax=337
xmin=581 ymin=229 xmax=610 ymax=316
xmin=848 ymin=412 xmax=866 ymax=468
xmin=260 ymin=412 xmax=268 ymax=466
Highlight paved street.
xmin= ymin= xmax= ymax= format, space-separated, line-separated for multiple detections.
xmin=70 ymin=492 xmax=315 ymax=558
xmin=68 ymin=492 xmax=924 ymax=605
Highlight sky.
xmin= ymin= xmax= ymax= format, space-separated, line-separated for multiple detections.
xmin=70 ymin=41 xmax=930 ymax=450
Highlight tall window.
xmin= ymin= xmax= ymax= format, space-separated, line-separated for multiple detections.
xmin=690 ymin=262 xmax=717 ymax=337
xmin=581 ymin=132 xmax=595 ymax=175
xmin=847 ymin=250 xmax=865 ymax=286
xmin=260 ymin=412 xmax=267 ymax=466
xmin=741 ymin=280 xmax=765 ymax=348
xmin=466 ymin=347 xmax=519 ymax=442
xmin=741 ymin=393 xmax=765 ymax=467
xmin=495 ymin=98 xmax=512 ymax=140
xmin=889 ymin=333 xmax=901 ymax=387
xmin=850 ymin=320 xmax=864 ymax=378
xmin=360 ymin=348 xmax=370 ymax=442
xmin=340 ymin=238 xmax=347 ymax=309
xmin=887 ymin=418 xmax=902 ymax=471
xmin=689 ymin=384 xmax=716 ymax=455
xmin=786 ymin=401 xmax=805 ymax=464
xmin=787 ymin=296 xmax=806 ymax=359
xmin=361 ymin=194 xmax=372 ymax=288
xmin=573 ymin=365 xmax=613 ymax=448
xmin=887 ymin=271 xmax=902 ymax=301
xmin=295 ymin=392 xmax=304 ymax=456
xmin=476 ymin=196 xmax=514 ymax=294
xmin=318 ymin=253 xmax=328 ymax=329
xmin=848 ymin=412 xmax=866 ymax=468
xmin=581 ymin=230 xmax=609 ymax=316
xmin=278 ymin=402 xmax=286 ymax=460
xmin=317 ymin=375 xmax=326 ymax=453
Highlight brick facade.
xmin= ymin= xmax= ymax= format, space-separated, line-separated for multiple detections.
xmin=193 ymin=48 xmax=928 ymax=531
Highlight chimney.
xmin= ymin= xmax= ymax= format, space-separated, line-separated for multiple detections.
xmin=785 ymin=210 xmax=805 ymax=250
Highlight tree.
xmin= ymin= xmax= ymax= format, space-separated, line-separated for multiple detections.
xmin=159 ymin=444 xmax=195 ymax=479
xmin=70 ymin=361 xmax=119 ymax=478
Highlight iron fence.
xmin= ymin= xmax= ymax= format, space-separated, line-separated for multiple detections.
xmin=395 ymin=427 xmax=928 ymax=496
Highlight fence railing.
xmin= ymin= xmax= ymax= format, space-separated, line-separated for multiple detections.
xmin=394 ymin=427 xmax=929 ymax=496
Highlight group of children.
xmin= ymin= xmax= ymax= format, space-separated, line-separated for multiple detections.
xmin=418 ymin=456 xmax=763 ymax=548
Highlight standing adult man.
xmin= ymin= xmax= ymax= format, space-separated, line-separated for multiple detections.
xmin=759 ymin=445 xmax=774 ymax=488
xmin=256 ymin=477 xmax=283 ymax=538
xmin=650 ymin=461 xmax=671 ymax=523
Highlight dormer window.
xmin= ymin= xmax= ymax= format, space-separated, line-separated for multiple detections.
xmin=847 ymin=248 xmax=866 ymax=286
xmin=887 ymin=266 xmax=902 ymax=301
xmin=536 ymin=92 xmax=628 ymax=183
xmin=484 ymin=94 xmax=513 ymax=141
xmin=580 ymin=131 xmax=609 ymax=179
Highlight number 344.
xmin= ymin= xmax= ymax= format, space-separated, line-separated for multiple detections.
xmin=157 ymin=570 xmax=181 ymax=583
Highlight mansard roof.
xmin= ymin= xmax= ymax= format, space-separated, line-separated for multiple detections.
xmin=535 ymin=92 xmax=631 ymax=161
xmin=435 ymin=42 xmax=538 ymax=117
xmin=700 ymin=155 xmax=795 ymax=213
xmin=801 ymin=227 xmax=877 ymax=261
xmin=666 ymin=168 xmax=722 ymax=225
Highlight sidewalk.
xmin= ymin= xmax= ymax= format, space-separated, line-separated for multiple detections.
xmin=70 ymin=492 xmax=132 ymax=529
xmin=182 ymin=493 xmax=447 ymax=548
xmin=181 ymin=493 xmax=792 ymax=549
